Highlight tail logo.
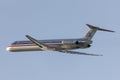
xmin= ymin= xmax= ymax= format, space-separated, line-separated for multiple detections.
xmin=86 ymin=31 xmax=92 ymax=38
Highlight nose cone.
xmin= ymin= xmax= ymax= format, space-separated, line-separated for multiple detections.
xmin=6 ymin=47 xmax=11 ymax=52
xmin=6 ymin=46 xmax=14 ymax=52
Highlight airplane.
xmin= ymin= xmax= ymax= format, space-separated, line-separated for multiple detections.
xmin=6 ymin=24 xmax=115 ymax=56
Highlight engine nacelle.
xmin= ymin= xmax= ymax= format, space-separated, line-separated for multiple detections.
xmin=75 ymin=41 xmax=91 ymax=48
xmin=75 ymin=40 xmax=92 ymax=45
xmin=75 ymin=41 xmax=84 ymax=45
xmin=62 ymin=41 xmax=74 ymax=44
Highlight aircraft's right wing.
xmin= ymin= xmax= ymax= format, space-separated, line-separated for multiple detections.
xmin=59 ymin=50 xmax=103 ymax=56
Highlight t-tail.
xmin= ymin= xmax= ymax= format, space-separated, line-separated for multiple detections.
xmin=84 ymin=24 xmax=115 ymax=40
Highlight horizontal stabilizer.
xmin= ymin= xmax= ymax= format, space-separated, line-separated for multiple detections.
xmin=86 ymin=24 xmax=115 ymax=32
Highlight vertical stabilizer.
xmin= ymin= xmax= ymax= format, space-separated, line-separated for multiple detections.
xmin=84 ymin=24 xmax=114 ymax=40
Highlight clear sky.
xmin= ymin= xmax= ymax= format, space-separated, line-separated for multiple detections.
xmin=0 ymin=0 xmax=120 ymax=80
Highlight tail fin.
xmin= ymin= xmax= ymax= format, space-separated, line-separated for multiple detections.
xmin=84 ymin=24 xmax=114 ymax=40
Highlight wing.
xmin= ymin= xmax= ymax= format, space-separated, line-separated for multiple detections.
xmin=58 ymin=50 xmax=103 ymax=56
xmin=26 ymin=35 xmax=54 ymax=50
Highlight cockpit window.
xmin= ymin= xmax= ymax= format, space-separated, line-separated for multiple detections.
xmin=12 ymin=41 xmax=18 ymax=45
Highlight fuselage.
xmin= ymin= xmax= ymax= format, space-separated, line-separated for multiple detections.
xmin=7 ymin=38 xmax=92 ymax=52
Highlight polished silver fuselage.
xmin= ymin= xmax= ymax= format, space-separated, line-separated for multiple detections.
xmin=7 ymin=38 xmax=92 ymax=52
xmin=6 ymin=24 xmax=114 ymax=56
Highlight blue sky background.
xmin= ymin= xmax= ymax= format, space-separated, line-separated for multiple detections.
xmin=0 ymin=0 xmax=120 ymax=80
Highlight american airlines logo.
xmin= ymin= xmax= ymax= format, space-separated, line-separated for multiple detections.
xmin=86 ymin=31 xmax=92 ymax=37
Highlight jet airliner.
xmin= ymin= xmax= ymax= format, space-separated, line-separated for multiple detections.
xmin=6 ymin=24 xmax=114 ymax=56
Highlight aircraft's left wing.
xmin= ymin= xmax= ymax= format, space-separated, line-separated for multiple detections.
xmin=59 ymin=50 xmax=103 ymax=56
xmin=26 ymin=35 xmax=54 ymax=50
